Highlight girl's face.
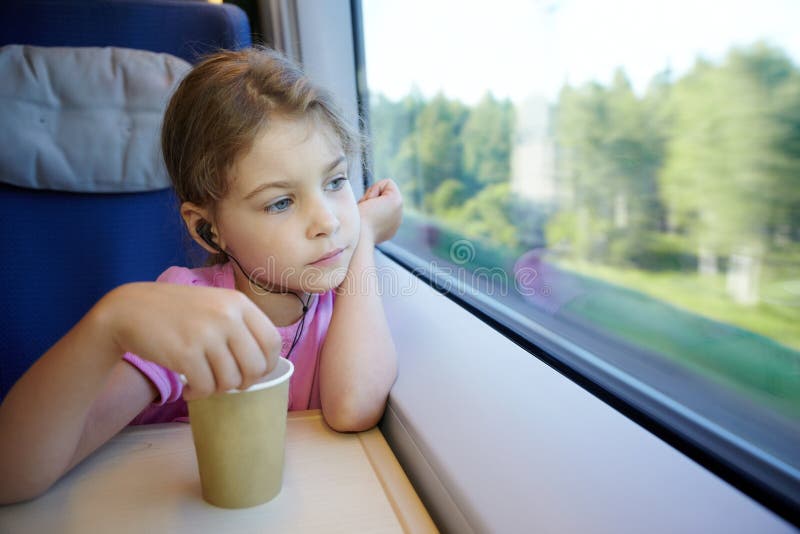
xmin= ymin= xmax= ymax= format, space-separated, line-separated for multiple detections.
xmin=212 ymin=114 xmax=360 ymax=293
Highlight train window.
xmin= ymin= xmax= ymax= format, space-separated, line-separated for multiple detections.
xmin=360 ymin=0 xmax=800 ymax=509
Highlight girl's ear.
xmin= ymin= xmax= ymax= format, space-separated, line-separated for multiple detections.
xmin=180 ymin=202 xmax=220 ymax=254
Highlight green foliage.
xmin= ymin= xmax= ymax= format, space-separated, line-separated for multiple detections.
xmin=606 ymin=231 xmax=697 ymax=271
xmin=455 ymin=183 xmax=521 ymax=249
xmin=369 ymin=41 xmax=800 ymax=269
xmin=370 ymin=91 xmax=514 ymax=214
xmin=555 ymin=68 xmax=668 ymax=264
xmin=461 ymin=93 xmax=515 ymax=187
xmin=424 ymin=178 xmax=466 ymax=217
xmin=660 ymin=42 xmax=800 ymax=256
xmin=414 ymin=94 xmax=469 ymax=206
xmin=369 ymin=92 xmax=426 ymax=208
xmin=509 ymin=199 xmax=554 ymax=251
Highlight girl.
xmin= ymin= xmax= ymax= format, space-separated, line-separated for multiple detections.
xmin=0 ymin=46 xmax=401 ymax=504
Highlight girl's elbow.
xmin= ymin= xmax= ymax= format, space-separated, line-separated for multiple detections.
xmin=0 ymin=475 xmax=55 ymax=505
xmin=0 ymin=451 xmax=64 ymax=505
xmin=322 ymin=399 xmax=385 ymax=433
xmin=326 ymin=415 xmax=379 ymax=433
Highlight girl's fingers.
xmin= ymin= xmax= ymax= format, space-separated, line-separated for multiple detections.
xmin=377 ymin=178 xmax=399 ymax=196
xmin=228 ymin=323 xmax=269 ymax=389
xmin=361 ymin=178 xmax=399 ymax=202
xmin=181 ymin=354 xmax=216 ymax=401
xmin=205 ymin=343 xmax=244 ymax=394
xmin=371 ymin=179 xmax=399 ymax=198
xmin=242 ymin=305 xmax=282 ymax=374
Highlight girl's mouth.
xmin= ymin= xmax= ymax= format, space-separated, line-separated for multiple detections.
xmin=309 ymin=247 xmax=345 ymax=266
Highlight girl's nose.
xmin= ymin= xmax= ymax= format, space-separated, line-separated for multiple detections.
xmin=306 ymin=200 xmax=341 ymax=238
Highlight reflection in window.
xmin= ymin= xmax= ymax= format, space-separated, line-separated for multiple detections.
xmin=362 ymin=0 xmax=800 ymax=474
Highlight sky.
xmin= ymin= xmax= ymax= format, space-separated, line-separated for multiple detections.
xmin=361 ymin=0 xmax=800 ymax=104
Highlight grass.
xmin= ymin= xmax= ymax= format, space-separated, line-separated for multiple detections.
xmin=558 ymin=260 xmax=800 ymax=351
xmin=551 ymin=259 xmax=800 ymax=419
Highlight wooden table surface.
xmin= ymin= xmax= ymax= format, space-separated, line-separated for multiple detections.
xmin=0 ymin=410 xmax=438 ymax=533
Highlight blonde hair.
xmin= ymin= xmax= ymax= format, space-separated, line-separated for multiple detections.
xmin=161 ymin=46 xmax=360 ymax=264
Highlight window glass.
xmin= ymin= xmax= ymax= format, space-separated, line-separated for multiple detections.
xmin=362 ymin=0 xmax=800 ymax=482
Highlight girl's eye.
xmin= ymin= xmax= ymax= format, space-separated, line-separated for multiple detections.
xmin=266 ymin=198 xmax=292 ymax=213
xmin=326 ymin=176 xmax=349 ymax=192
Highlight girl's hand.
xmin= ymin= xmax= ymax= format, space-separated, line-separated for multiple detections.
xmin=357 ymin=178 xmax=403 ymax=244
xmin=100 ymin=283 xmax=282 ymax=401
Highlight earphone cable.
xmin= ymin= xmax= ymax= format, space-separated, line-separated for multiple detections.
xmin=285 ymin=293 xmax=312 ymax=360
xmin=226 ymin=251 xmax=312 ymax=360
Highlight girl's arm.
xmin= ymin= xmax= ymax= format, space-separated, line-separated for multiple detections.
xmin=0 ymin=282 xmax=283 ymax=504
xmin=319 ymin=230 xmax=398 ymax=431
xmin=319 ymin=179 xmax=402 ymax=432
xmin=0 ymin=301 xmax=156 ymax=504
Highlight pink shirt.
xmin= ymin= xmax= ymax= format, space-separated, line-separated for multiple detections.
xmin=122 ymin=262 xmax=334 ymax=424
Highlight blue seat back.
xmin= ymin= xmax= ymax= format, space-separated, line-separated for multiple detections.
xmin=0 ymin=0 xmax=251 ymax=64
xmin=0 ymin=0 xmax=251 ymax=398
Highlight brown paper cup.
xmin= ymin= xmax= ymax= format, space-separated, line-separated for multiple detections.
xmin=187 ymin=358 xmax=294 ymax=509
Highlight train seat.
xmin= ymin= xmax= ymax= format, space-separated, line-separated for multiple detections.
xmin=0 ymin=0 xmax=252 ymax=398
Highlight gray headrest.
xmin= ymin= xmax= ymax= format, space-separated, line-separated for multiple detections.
xmin=0 ymin=45 xmax=191 ymax=192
